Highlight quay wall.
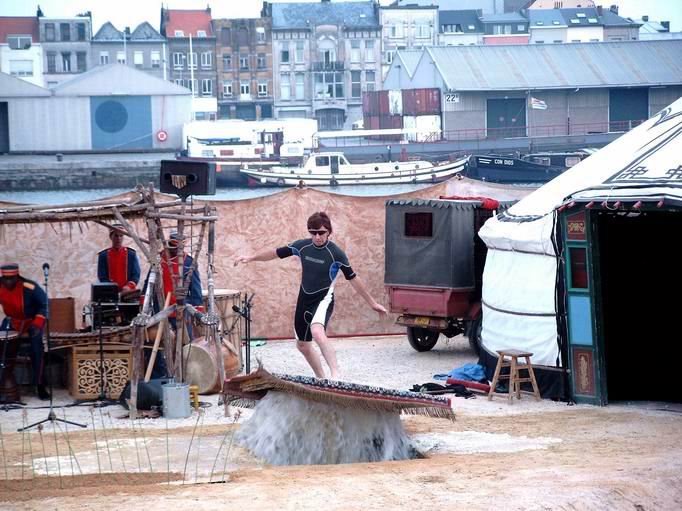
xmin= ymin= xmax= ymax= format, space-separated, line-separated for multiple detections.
xmin=0 ymin=180 xmax=531 ymax=339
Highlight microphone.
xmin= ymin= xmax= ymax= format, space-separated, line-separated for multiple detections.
xmin=42 ymin=262 xmax=50 ymax=277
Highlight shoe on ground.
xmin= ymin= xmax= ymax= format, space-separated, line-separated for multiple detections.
xmin=37 ymin=385 xmax=51 ymax=401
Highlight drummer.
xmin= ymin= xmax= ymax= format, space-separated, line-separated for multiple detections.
xmin=0 ymin=263 xmax=50 ymax=400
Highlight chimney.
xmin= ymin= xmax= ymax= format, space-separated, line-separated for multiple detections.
xmin=660 ymin=21 xmax=670 ymax=31
xmin=642 ymin=15 xmax=649 ymax=22
xmin=609 ymin=4 xmax=618 ymax=14
xmin=36 ymin=5 xmax=44 ymax=17
xmin=597 ymin=5 xmax=602 ymax=15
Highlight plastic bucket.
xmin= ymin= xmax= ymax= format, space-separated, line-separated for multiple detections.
xmin=162 ymin=382 xmax=191 ymax=419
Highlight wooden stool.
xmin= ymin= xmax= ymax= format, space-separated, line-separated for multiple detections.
xmin=488 ymin=349 xmax=541 ymax=403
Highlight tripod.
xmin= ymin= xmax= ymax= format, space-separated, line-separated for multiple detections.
xmin=19 ymin=263 xmax=86 ymax=431
xmin=71 ymin=301 xmax=120 ymax=408
xmin=232 ymin=293 xmax=254 ymax=374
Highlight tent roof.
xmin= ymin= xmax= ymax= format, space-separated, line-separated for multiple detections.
xmin=479 ymin=96 xmax=682 ymax=254
xmin=0 ymin=71 xmax=51 ymax=98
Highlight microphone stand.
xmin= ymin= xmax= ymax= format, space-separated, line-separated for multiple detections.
xmin=232 ymin=293 xmax=254 ymax=374
xmin=19 ymin=264 xmax=86 ymax=431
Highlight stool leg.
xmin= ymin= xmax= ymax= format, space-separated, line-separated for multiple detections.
xmin=488 ymin=355 xmax=504 ymax=401
xmin=509 ymin=356 xmax=517 ymax=403
xmin=525 ymin=355 xmax=542 ymax=401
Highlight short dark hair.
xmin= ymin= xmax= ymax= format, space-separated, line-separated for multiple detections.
xmin=307 ymin=211 xmax=332 ymax=233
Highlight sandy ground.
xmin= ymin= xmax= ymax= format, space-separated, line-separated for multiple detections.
xmin=1 ymin=334 xmax=681 ymax=510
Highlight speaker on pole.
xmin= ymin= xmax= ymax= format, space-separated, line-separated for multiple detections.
xmin=160 ymin=160 xmax=216 ymax=198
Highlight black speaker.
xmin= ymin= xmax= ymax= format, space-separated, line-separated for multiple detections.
xmin=91 ymin=282 xmax=119 ymax=303
xmin=160 ymin=160 xmax=216 ymax=197
xmin=119 ymin=378 xmax=173 ymax=410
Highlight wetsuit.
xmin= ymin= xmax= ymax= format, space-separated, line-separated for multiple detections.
xmin=276 ymin=239 xmax=356 ymax=341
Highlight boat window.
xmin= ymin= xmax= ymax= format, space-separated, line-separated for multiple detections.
xmin=565 ymin=156 xmax=581 ymax=167
xmin=530 ymin=157 xmax=551 ymax=166
xmin=315 ymin=156 xmax=330 ymax=166
xmin=404 ymin=212 xmax=433 ymax=238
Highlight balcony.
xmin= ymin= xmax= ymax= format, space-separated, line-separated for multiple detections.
xmin=311 ymin=61 xmax=344 ymax=72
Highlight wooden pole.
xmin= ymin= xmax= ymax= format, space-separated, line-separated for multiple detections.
xmin=144 ymin=292 xmax=172 ymax=382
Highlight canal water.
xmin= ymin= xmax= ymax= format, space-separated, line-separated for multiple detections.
xmin=0 ymin=183 xmax=438 ymax=206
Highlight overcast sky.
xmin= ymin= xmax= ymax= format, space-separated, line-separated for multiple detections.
xmin=2 ymin=0 xmax=681 ymax=33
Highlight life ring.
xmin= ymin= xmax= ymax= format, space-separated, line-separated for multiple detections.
xmin=156 ymin=130 xmax=168 ymax=142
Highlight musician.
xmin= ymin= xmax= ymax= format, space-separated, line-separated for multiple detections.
xmin=97 ymin=223 xmax=140 ymax=293
xmin=0 ymin=263 xmax=50 ymax=400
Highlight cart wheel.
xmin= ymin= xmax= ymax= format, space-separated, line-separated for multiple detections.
xmin=468 ymin=315 xmax=482 ymax=356
xmin=407 ymin=327 xmax=439 ymax=352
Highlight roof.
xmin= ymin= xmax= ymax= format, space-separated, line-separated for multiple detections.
xmin=427 ymin=40 xmax=682 ymax=91
xmin=0 ymin=16 xmax=39 ymax=41
xmin=162 ymin=8 xmax=214 ymax=38
xmin=392 ymin=0 xmax=532 ymax=12
xmin=439 ymin=10 xmax=484 ymax=33
xmin=272 ymin=1 xmax=379 ymax=30
xmin=394 ymin=50 xmax=423 ymax=77
xmin=94 ymin=21 xmax=163 ymax=41
xmin=480 ymin=12 xmax=527 ymax=23
xmin=52 ymin=64 xmax=191 ymax=96
xmin=0 ymin=71 xmax=51 ymax=98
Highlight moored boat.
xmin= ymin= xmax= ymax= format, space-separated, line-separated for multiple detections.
xmin=239 ymin=152 xmax=468 ymax=187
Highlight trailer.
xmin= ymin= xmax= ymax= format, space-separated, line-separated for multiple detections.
xmin=384 ymin=197 xmax=513 ymax=353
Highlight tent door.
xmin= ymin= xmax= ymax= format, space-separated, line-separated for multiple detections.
xmin=0 ymin=102 xmax=9 ymax=153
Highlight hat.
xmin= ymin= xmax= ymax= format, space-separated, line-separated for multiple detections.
xmin=109 ymin=223 xmax=126 ymax=237
xmin=166 ymin=232 xmax=181 ymax=248
xmin=1 ymin=263 xmax=19 ymax=277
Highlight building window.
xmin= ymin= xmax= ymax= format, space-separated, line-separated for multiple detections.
xmin=386 ymin=51 xmax=394 ymax=64
xmin=76 ymin=51 xmax=86 ymax=72
xmin=295 ymin=41 xmax=304 ymax=63
xmin=190 ymin=79 xmax=198 ymax=94
xmin=280 ymin=73 xmax=291 ymax=100
xmin=173 ymin=52 xmax=184 ymax=69
xmin=197 ymin=30 xmax=207 ymax=37
xmin=221 ymin=27 xmax=231 ymax=45
xmin=151 ymin=50 xmax=160 ymax=68
xmin=239 ymin=54 xmax=248 ymax=70
xmin=202 ymin=79 xmax=212 ymax=95
xmin=47 ymin=52 xmax=56 ymax=73
xmin=240 ymin=81 xmax=250 ymax=96
xmin=257 ymin=53 xmax=266 ymax=68
xmin=117 ymin=51 xmax=126 ymax=64
xmin=174 ymin=78 xmax=183 ymax=86
xmin=61 ymin=52 xmax=71 ymax=72
xmin=365 ymin=70 xmax=375 ymax=92
xmin=60 ymin=23 xmax=70 ymax=41
xmin=493 ymin=24 xmax=512 ymax=35
xmin=9 ymin=60 xmax=33 ymax=76
xmin=365 ymin=40 xmax=375 ymax=62
xmin=258 ymin=81 xmax=268 ymax=97
xmin=201 ymin=52 xmax=212 ymax=68
xmin=390 ymin=24 xmax=403 ymax=38
xmin=99 ymin=51 xmax=109 ymax=65
xmin=134 ymin=51 xmax=144 ymax=67
xmin=236 ymin=28 xmax=248 ymax=46
xmin=8 ymin=36 xmax=32 ymax=50
xmin=314 ymin=71 xmax=343 ymax=99
xmin=535 ymin=40 xmax=545 ymax=44
xmin=281 ymin=43 xmax=289 ymax=63
xmin=417 ymin=24 xmax=431 ymax=39
xmin=77 ymin=23 xmax=86 ymax=41
xmin=295 ymin=72 xmax=304 ymax=99
xmin=188 ymin=52 xmax=197 ymax=69
xmin=223 ymin=81 xmax=233 ymax=97
xmin=256 ymin=26 xmax=266 ymax=42
xmin=45 ymin=23 xmax=55 ymax=41
xmin=351 ymin=40 xmax=360 ymax=62
xmin=222 ymin=53 xmax=232 ymax=69
xmin=517 ymin=24 xmax=526 ymax=31
xmin=174 ymin=30 xmax=184 ymax=37
xmin=351 ymin=70 xmax=361 ymax=98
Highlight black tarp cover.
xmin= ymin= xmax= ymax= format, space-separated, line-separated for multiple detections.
xmin=384 ymin=199 xmax=479 ymax=289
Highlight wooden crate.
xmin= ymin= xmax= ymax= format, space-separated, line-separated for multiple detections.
xmin=50 ymin=297 xmax=76 ymax=333
xmin=68 ymin=343 xmax=132 ymax=400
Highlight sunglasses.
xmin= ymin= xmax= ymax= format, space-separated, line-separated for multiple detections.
xmin=308 ymin=229 xmax=329 ymax=236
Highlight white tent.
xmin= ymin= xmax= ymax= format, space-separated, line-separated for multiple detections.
xmin=478 ymin=97 xmax=682 ymax=392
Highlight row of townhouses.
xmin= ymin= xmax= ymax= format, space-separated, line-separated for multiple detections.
xmin=0 ymin=0 xmax=676 ymax=130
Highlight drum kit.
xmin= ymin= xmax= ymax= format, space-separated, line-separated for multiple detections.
xmin=0 ymin=330 xmax=21 ymax=405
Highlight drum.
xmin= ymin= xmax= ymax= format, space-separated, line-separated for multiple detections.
xmin=0 ymin=330 xmax=20 ymax=403
xmin=182 ymin=336 xmax=240 ymax=394
xmin=201 ymin=289 xmax=242 ymax=366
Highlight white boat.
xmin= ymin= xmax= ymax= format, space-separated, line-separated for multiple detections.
xmin=239 ymin=152 xmax=468 ymax=187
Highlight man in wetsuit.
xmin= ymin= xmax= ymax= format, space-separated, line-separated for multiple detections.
xmin=234 ymin=211 xmax=386 ymax=379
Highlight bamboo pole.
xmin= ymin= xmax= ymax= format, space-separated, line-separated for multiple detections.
xmin=145 ymin=292 xmax=172 ymax=382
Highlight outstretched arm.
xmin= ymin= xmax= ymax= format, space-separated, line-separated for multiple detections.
xmin=349 ymin=276 xmax=388 ymax=316
xmin=234 ymin=248 xmax=280 ymax=267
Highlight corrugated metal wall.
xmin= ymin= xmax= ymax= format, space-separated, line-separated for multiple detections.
xmin=528 ymin=91 xmax=568 ymax=137
xmin=649 ymin=86 xmax=682 ymax=116
xmin=567 ymin=89 xmax=608 ymax=134
xmin=442 ymin=92 xmax=487 ymax=140
xmin=8 ymin=97 xmax=92 ymax=152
